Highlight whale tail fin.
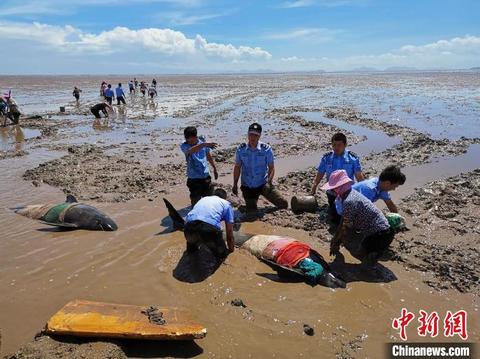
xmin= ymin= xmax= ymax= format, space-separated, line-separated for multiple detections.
xmin=66 ymin=194 xmax=78 ymax=203
xmin=163 ymin=198 xmax=185 ymax=231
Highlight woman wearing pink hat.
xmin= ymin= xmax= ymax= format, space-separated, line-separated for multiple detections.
xmin=322 ymin=170 xmax=394 ymax=265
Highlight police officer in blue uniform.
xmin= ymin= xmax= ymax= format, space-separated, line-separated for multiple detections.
xmin=311 ymin=132 xmax=364 ymax=222
xmin=232 ymin=123 xmax=288 ymax=213
xmin=181 ymin=126 xmax=219 ymax=206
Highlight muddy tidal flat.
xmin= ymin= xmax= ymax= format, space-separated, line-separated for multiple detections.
xmin=0 ymin=73 xmax=479 ymax=358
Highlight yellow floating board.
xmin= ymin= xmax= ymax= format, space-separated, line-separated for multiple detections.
xmin=45 ymin=299 xmax=207 ymax=340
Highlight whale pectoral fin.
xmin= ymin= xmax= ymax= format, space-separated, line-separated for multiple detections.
xmin=162 ymin=198 xmax=185 ymax=230
xmin=66 ymin=195 xmax=78 ymax=203
xmin=259 ymin=257 xmax=305 ymax=277
xmin=40 ymin=221 xmax=79 ymax=228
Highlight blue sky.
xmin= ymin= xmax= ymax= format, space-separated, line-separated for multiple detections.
xmin=0 ymin=0 xmax=479 ymax=74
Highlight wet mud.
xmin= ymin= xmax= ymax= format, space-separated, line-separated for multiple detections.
xmin=394 ymin=169 xmax=480 ymax=293
xmin=1 ymin=73 xmax=479 ymax=358
xmin=23 ymin=144 xmax=186 ymax=202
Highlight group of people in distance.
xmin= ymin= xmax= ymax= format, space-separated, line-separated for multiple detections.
xmin=179 ymin=122 xmax=407 ymax=267
xmin=71 ymin=79 xmax=159 ymax=119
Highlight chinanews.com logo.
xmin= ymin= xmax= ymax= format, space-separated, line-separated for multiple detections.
xmin=386 ymin=308 xmax=476 ymax=358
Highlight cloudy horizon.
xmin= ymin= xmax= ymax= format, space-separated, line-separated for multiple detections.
xmin=0 ymin=0 xmax=478 ymax=74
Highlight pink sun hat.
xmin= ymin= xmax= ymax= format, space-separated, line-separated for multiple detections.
xmin=321 ymin=169 xmax=354 ymax=191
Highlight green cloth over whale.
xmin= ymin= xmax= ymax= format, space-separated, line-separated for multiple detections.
xmin=42 ymin=203 xmax=72 ymax=223
xmin=297 ymin=258 xmax=324 ymax=282
xmin=385 ymin=213 xmax=406 ymax=231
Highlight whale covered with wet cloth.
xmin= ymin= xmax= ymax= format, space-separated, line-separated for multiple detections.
xmin=15 ymin=195 xmax=118 ymax=231
xmin=237 ymin=235 xmax=346 ymax=289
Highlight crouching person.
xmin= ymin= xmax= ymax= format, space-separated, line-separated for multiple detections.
xmin=184 ymin=188 xmax=234 ymax=259
xmin=232 ymin=122 xmax=288 ymax=213
xmin=323 ymin=170 xmax=399 ymax=266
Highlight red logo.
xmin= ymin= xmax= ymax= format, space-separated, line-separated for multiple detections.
xmin=444 ymin=310 xmax=468 ymax=340
xmin=392 ymin=309 xmax=468 ymax=341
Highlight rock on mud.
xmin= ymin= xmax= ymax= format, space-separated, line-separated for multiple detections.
xmin=231 ymin=298 xmax=246 ymax=308
xmin=303 ymin=324 xmax=315 ymax=336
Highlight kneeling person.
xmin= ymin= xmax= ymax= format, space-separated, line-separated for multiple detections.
xmin=184 ymin=188 xmax=234 ymax=258
xmin=232 ymin=123 xmax=288 ymax=212
xmin=324 ymin=170 xmax=395 ymax=265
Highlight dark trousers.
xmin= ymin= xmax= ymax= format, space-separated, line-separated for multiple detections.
xmin=343 ymin=228 xmax=395 ymax=263
xmin=327 ymin=192 xmax=341 ymax=223
xmin=362 ymin=228 xmax=395 ymax=255
xmin=187 ymin=176 xmax=212 ymax=206
xmin=117 ymin=96 xmax=126 ymax=105
xmin=184 ymin=220 xmax=227 ymax=258
xmin=91 ymin=109 xmax=101 ymax=118
xmin=241 ymin=183 xmax=288 ymax=212
xmin=105 ymin=96 xmax=113 ymax=105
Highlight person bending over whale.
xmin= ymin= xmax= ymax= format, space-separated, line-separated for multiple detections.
xmin=324 ymin=170 xmax=404 ymax=266
xmin=90 ymin=102 xmax=112 ymax=119
xmin=184 ymin=188 xmax=234 ymax=258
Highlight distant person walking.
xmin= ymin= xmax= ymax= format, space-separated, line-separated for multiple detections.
xmin=115 ymin=83 xmax=126 ymax=105
xmin=104 ymin=84 xmax=115 ymax=105
xmin=72 ymin=87 xmax=82 ymax=102
xmin=90 ymin=102 xmax=112 ymax=119
xmin=100 ymin=81 xmax=107 ymax=97
xmin=140 ymin=81 xmax=147 ymax=96
xmin=128 ymin=80 xmax=135 ymax=95
xmin=152 ymin=78 xmax=157 ymax=88
xmin=148 ymin=85 xmax=157 ymax=99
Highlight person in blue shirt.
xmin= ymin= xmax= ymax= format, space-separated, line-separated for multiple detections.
xmin=104 ymin=84 xmax=115 ymax=106
xmin=311 ymin=132 xmax=364 ymax=223
xmin=352 ymin=165 xmax=406 ymax=213
xmin=115 ymin=83 xmax=126 ymax=105
xmin=184 ymin=188 xmax=235 ymax=258
xmin=233 ymin=123 xmax=288 ymax=213
xmin=181 ymin=126 xmax=219 ymax=206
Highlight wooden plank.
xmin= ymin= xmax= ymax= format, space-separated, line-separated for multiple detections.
xmin=45 ymin=300 xmax=207 ymax=340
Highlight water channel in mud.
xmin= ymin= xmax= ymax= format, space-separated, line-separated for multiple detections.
xmin=0 ymin=73 xmax=478 ymax=358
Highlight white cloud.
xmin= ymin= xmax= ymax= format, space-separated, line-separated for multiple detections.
xmin=264 ymin=27 xmax=339 ymax=41
xmin=279 ymin=0 xmax=364 ymax=9
xmin=399 ymin=35 xmax=480 ymax=56
xmin=271 ymin=35 xmax=480 ymax=71
xmin=0 ymin=0 xmax=201 ymax=16
xmin=280 ymin=0 xmax=315 ymax=8
xmin=156 ymin=11 xmax=224 ymax=25
xmin=0 ymin=21 xmax=271 ymax=60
